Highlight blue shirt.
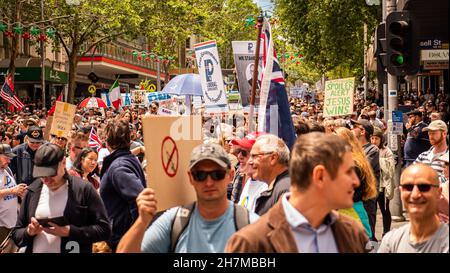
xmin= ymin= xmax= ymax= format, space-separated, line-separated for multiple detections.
xmin=282 ymin=193 xmax=338 ymax=253
xmin=141 ymin=200 xmax=259 ymax=253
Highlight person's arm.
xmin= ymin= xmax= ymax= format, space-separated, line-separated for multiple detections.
xmin=116 ymin=188 xmax=157 ymax=253
xmin=0 ymin=183 xmax=27 ymax=199
xmin=66 ymin=183 xmax=111 ymax=244
xmin=112 ymin=165 xmax=145 ymax=220
xmin=131 ymin=146 xmax=145 ymax=156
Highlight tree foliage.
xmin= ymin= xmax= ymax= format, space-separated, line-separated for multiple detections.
xmin=275 ymin=0 xmax=380 ymax=82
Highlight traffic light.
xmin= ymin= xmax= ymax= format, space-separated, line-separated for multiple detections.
xmin=375 ymin=22 xmax=387 ymax=84
xmin=386 ymin=11 xmax=419 ymax=76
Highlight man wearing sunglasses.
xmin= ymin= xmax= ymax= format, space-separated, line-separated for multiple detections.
xmin=378 ymin=164 xmax=449 ymax=253
xmin=117 ymin=143 xmax=258 ymax=253
xmin=10 ymin=126 xmax=45 ymax=186
xmin=226 ymin=132 xmax=368 ymax=253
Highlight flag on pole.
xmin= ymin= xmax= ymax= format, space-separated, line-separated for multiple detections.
xmin=48 ymin=92 xmax=63 ymax=116
xmin=88 ymin=126 xmax=103 ymax=150
xmin=257 ymin=19 xmax=296 ymax=149
xmin=109 ymin=78 xmax=122 ymax=110
xmin=1 ymin=74 xmax=24 ymax=111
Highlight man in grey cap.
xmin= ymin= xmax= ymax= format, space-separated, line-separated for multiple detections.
xmin=415 ymin=120 xmax=448 ymax=183
xmin=0 ymin=144 xmax=27 ymax=244
xmin=10 ymin=126 xmax=45 ymax=186
xmin=117 ymin=143 xmax=258 ymax=253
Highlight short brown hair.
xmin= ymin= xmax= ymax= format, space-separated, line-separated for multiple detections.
xmin=289 ymin=132 xmax=351 ymax=191
xmin=105 ymin=118 xmax=131 ymax=150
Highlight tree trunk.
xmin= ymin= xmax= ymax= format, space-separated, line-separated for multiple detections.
xmin=164 ymin=60 xmax=170 ymax=84
xmin=67 ymin=51 xmax=79 ymax=104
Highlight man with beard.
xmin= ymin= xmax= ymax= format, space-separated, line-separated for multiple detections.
xmin=415 ymin=120 xmax=448 ymax=184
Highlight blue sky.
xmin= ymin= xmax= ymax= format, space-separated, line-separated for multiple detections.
xmin=253 ymin=0 xmax=274 ymax=12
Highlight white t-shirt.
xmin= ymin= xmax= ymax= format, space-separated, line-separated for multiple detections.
xmin=97 ymin=148 xmax=111 ymax=167
xmin=33 ymin=182 xmax=69 ymax=253
xmin=0 ymin=169 xmax=19 ymax=228
xmin=238 ymin=178 xmax=268 ymax=213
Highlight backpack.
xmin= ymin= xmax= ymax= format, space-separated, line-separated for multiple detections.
xmin=169 ymin=202 xmax=250 ymax=252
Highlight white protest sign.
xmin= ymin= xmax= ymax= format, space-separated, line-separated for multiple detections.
xmin=194 ymin=40 xmax=228 ymax=114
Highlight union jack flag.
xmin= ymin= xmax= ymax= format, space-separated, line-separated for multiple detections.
xmin=88 ymin=126 xmax=103 ymax=150
xmin=1 ymin=74 xmax=24 ymax=111
xmin=257 ymin=19 xmax=296 ymax=150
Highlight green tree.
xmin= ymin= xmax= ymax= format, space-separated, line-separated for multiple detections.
xmin=47 ymin=0 xmax=145 ymax=103
xmin=0 ymin=0 xmax=41 ymax=83
xmin=275 ymin=0 xmax=380 ymax=80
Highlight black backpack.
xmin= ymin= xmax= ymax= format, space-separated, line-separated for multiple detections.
xmin=169 ymin=202 xmax=250 ymax=252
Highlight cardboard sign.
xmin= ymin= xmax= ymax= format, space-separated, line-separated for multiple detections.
xmin=323 ymin=77 xmax=355 ymax=117
xmin=49 ymin=101 xmax=76 ymax=138
xmin=143 ymin=116 xmax=203 ymax=211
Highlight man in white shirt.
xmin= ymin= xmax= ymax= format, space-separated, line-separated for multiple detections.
xmin=0 ymin=144 xmax=27 ymax=243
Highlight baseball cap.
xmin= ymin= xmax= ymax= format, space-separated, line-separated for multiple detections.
xmin=27 ymin=126 xmax=44 ymax=143
xmin=423 ymin=120 xmax=448 ymax=132
xmin=33 ymin=143 xmax=65 ymax=178
xmin=350 ymin=119 xmax=374 ymax=136
xmin=189 ymin=143 xmax=231 ymax=170
xmin=231 ymin=132 xmax=265 ymax=150
xmin=406 ymin=109 xmax=422 ymax=117
xmin=0 ymin=144 xmax=16 ymax=158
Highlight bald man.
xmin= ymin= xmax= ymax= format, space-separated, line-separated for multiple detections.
xmin=378 ymin=164 xmax=449 ymax=253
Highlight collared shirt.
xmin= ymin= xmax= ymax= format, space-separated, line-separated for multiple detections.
xmin=282 ymin=193 xmax=338 ymax=253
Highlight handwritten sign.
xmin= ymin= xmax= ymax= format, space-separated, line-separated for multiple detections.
xmin=49 ymin=101 xmax=76 ymax=138
xmin=131 ymin=90 xmax=147 ymax=106
xmin=323 ymin=77 xmax=355 ymax=117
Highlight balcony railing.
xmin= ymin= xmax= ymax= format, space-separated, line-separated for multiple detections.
xmin=80 ymin=43 xmax=158 ymax=72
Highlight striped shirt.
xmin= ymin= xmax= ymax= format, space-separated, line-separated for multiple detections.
xmin=414 ymin=147 xmax=448 ymax=183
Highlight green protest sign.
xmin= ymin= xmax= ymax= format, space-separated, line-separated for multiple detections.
xmin=323 ymin=77 xmax=355 ymax=117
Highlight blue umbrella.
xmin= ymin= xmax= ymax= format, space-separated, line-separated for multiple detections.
xmin=161 ymin=73 xmax=203 ymax=96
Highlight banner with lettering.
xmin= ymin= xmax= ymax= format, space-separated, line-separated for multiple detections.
xmin=194 ymin=40 xmax=228 ymax=114
xmin=323 ymin=77 xmax=355 ymax=117
xmin=231 ymin=41 xmax=263 ymax=107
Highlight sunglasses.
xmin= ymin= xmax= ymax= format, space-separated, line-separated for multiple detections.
xmin=191 ymin=170 xmax=227 ymax=181
xmin=400 ymin=183 xmax=439 ymax=192
xmin=234 ymin=148 xmax=249 ymax=157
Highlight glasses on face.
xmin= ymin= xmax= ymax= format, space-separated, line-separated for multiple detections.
xmin=250 ymin=152 xmax=273 ymax=159
xmin=191 ymin=170 xmax=227 ymax=182
xmin=400 ymin=183 xmax=439 ymax=192
xmin=234 ymin=148 xmax=249 ymax=157
xmin=73 ymin=146 xmax=83 ymax=150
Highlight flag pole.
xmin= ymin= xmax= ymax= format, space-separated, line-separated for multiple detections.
xmin=248 ymin=11 xmax=264 ymax=133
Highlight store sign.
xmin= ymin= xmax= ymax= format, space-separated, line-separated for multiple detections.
xmin=420 ymin=49 xmax=449 ymax=61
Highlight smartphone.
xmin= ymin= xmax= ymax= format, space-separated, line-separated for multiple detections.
xmin=36 ymin=217 xmax=68 ymax=228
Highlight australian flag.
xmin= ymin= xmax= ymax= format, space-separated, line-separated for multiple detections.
xmin=257 ymin=19 xmax=296 ymax=150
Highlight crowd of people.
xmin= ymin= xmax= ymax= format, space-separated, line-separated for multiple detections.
xmin=0 ymin=88 xmax=448 ymax=253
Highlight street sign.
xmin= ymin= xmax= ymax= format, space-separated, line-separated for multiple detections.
xmin=392 ymin=110 xmax=403 ymax=123
xmin=88 ymin=85 xmax=96 ymax=94
xmin=148 ymin=84 xmax=156 ymax=92
xmin=389 ymin=133 xmax=398 ymax=151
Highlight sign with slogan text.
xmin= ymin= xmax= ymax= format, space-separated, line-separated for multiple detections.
xmin=232 ymin=41 xmax=263 ymax=107
xmin=49 ymin=101 xmax=76 ymax=138
xmin=323 ymin=77 xmax=355 ymax=117
xmin=194 ymin=40 xmax=228 ymax=114
xmin=157 ymin=107 xmax=179 ymax=116
xmin=143 ymin=116 xmax=203 ymax=211
xmin=131 ymin=90 xmax=147 ymax=106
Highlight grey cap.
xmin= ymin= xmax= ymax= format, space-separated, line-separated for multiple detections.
xmin=0 ymin=144 xmax=16 ymax=158
xmin=189 ymin=143 xmax=231 ymax=170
